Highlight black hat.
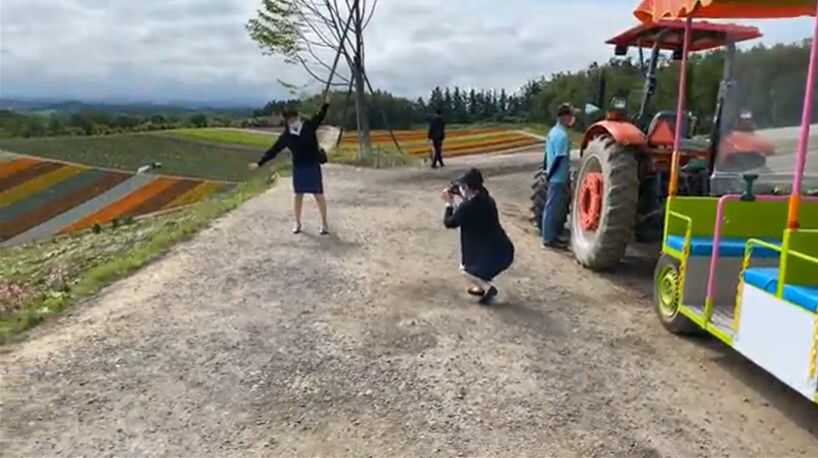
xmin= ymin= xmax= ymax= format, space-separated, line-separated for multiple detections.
xmin=282 ymin=109 xmax=300 ymax=119
xmin=456 ymin=168 xmax=484 ymax=189
xmin=557 ymin=103 xmax=575 ymax=117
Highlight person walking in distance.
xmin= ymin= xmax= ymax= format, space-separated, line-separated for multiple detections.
xmin=428 ymin=109 xmax=446 ymax=168
xmin=442 ymin=168 xmax=515 ymax=305
xmin=542 ymin=103 xmax=576 ymax=248
xmin=250 ymin=95 xmax=331 ymax=235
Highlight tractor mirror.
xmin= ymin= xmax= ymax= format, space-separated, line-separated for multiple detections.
xmin=615 ymin=45 xmax=629 ymax=56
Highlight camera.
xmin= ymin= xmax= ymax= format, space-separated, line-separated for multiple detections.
xmin=446 ymin=182 xmax=463 ymax=197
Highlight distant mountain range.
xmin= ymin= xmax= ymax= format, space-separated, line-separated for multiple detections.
xmin=0 ymin=98 xmax=257 ymax=116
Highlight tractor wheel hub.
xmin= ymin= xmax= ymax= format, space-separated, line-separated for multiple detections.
xmin=578 ymin=172 xmax=603 ymax=231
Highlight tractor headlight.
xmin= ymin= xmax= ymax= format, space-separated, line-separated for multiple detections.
xmin=611 ymin=97 xmax=627 ymax=111
xmin=740 ymin=110 xmax=753 ymax=121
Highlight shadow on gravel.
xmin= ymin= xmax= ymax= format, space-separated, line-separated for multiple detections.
xmin=488 ymin=299 xmax=567 ymax=338
xmin=596 ymin=245 xmax=661 ymax=302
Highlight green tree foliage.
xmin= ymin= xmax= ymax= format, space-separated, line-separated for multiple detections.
xmin=190 ymin=114 xmax=209 ymax=128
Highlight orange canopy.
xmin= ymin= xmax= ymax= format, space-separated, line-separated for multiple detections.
xmin=634 ymin=0 xmax=816 ymax=22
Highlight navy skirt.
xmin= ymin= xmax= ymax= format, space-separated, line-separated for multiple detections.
xmin=292 ymin=164 xmax=324 ymax=194
xmin=465 ymin=246 xmax=515 ymax=282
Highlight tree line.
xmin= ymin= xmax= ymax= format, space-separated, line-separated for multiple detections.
xmin=0 ymin=109 xmax=268 ymax=139
xmin=255 ymin=40 xmax=816 ymax=133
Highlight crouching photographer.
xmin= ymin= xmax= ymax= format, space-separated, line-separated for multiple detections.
xmin=442 ymin=168 xmax=515 ymax=304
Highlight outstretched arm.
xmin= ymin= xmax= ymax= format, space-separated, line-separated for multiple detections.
xmin=257 ymin=134 xmax=287 ymax=167
xmin=309 ymin=103 xmax=330 ymax=128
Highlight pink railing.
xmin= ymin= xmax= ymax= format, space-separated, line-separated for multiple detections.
xmin=704 ymin=194 xmax=818 ymax=320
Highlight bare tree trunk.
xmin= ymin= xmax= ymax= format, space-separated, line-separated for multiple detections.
xmin=352 ymin=0 xmax=371 ymax=160
xmin=353 ymin=58 xmax=371 ymax=160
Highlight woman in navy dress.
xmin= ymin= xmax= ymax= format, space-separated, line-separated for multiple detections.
xmin=250 ymin=97 xmax=331 ymax=235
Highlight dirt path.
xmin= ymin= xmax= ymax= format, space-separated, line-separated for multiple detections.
xmin=2 ymin=152 xmax=818 ymax=457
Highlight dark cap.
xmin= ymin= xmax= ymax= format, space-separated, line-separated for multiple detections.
xmin=455 ymin=168 xmax=484 ymax=189
xmin=557 ymin=103 xmax=575 ymax=117
xmin=282 ymin=109 xmax=300 ymax=119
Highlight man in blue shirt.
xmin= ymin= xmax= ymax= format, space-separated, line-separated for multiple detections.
xmin=542 ymin=103 xmax=576 ymax=247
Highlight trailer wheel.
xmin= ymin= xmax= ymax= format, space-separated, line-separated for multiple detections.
xmin=654 ymin=254 xmax=699 ymax=335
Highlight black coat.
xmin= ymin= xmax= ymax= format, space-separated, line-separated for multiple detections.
xmin=444 ymin=189 xmax=515 ymax=280
xmin=428 ymin=115 xmax=446 ymax=141
xmin=258 ymin=104 xmax=329 ymax=167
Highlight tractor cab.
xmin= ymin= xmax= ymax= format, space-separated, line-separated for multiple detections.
xmin=605 ymin=20 xmax=764 ymax=155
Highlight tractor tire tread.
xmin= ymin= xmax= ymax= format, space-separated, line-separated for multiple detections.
xmin=571 ymin=136 xmax=639 ymax=271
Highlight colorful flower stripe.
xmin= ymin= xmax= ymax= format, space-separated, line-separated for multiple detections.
xmin=59 ymin=177 xmax=179 ymax=234
xmin=447 ymin=139 xmax=543 ymax=156
xmin=166 ymin=181 xmax=226 ymax=209
xmin=0 ymin=161 xmax=65 ymax=193
xmin=341 ymin=132 xmax=506 ymax=145
xmin=0 ymin=170 xmax=131 ymax=241
xmin=0 ymin=165 xmax=86 ymax=209
xmin=0 ymin=168 xmax=112 ymax=225
xmin=340 ymin=128 xmax=507 ymax=145
xmin=448 ymin=138 xmax=543 ymax=154
xmin=0 ymin=158 xmax=41 ymax=180
xmin=127 ymin=179 xmax=202 ymax=217
xmin=399 ymin=132 xmax=533 ymax=150
xmin=4 ymin=174 xmax=157 ymax=247
xmin=407 ymin=136 xmax=542 ymax=156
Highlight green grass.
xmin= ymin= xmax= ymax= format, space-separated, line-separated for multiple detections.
xmin=162 ymin=128 xmax=276 ymax=149
xmin=0 ymin=133 xmax=283 ymax=182
xmin=0 ymin=172 xmax=276 ymax=344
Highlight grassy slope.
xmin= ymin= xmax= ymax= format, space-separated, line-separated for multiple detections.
xmin=0 ymin=173 xmax=275 ymax=343
xmin=0 ymin=133 xmax=281 ymax=182
xmin=161 ymin=128 xmax=276 ymax=149
xmin=165 ymin=128 xmax=418 ymax=168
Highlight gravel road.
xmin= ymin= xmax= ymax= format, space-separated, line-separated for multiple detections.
xmin=2 ymin=151 xmax=818 ymax=457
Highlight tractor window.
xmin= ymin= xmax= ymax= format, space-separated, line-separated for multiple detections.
xmin=710 ymin=41 xmax=818 ymax=197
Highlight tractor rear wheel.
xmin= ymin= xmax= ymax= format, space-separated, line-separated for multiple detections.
xmin=570 ymin=136 xmax=639 ymax=271
xmin=530 ymin=169 xmax=548 ymax=230
xmin=654 ymin=254 xmax=699 ymax=334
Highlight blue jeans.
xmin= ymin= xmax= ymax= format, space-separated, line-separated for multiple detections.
xmin=542 ymin=181 xmax=570 ymax=244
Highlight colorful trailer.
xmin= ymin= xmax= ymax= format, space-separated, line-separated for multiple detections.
xmin=637 ymin=0 xmax=818 ymax=404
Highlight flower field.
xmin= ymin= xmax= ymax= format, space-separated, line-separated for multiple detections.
xmin=0 ymin=155 xmax=233 ymax=246
xmin=341 ymin=128 xmax=544 ymax=158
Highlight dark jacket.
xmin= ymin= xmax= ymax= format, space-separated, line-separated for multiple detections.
xmin=257 ymin=103 xmax=329 ymax=167
xmin=428 ymin=115 xmax=446 ymax=141
xmin=444 ymin=189 xmax=515 ymax=280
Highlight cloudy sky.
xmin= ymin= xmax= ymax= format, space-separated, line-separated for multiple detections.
xmin=0 ymin=0 xmax=814 ymax=106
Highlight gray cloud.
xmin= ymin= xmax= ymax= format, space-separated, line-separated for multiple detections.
xmin=0 ymin=0 xmax=812 ymax=106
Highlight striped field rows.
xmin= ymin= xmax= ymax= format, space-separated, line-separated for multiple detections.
xmin=341 ymin=128 xmax=544 ymax=158
xmin=0 ymin=156 xmax=233 ymax=246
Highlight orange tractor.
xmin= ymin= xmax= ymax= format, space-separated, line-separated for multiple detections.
xmin=531 ymin=20 xmax=776 ymax=270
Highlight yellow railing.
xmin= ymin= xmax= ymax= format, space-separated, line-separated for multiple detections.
xmin=666 ymin=211 xmax=694 ymax=320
